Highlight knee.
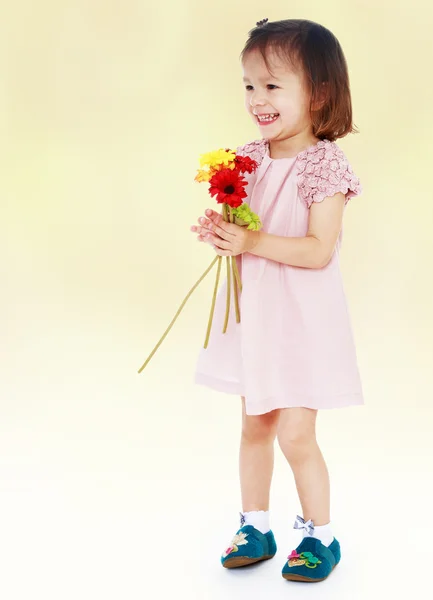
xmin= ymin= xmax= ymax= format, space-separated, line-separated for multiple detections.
xmin=242 ymin=411 xmax=279 ymax=445
xmin=277 ymin=424 xmax=316 ymax=461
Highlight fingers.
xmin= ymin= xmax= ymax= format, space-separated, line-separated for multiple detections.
xmin=198 ymin=216 xmax=211 ymax=227
xmin=208 ymin=222 xmax=233 ymax=240
xmin=197 ymin=235 xmax=230 ymax=257
xmin=194 ymin=228 xmax=231 ymax=251
xmin=190 ymin=209 xmax=235 ymax=254
xmin=196 ymin=232 xmax=232 ymax=255
xmin=196 ymin=230 xmax=217 ymax=247
xmin=206 ymin=233 xmax=230 ymax=250
xmin=205 ymin=208 xmax=228 ymax=228
xmin=191 ymin=210 xmax=233 ymax=232
xmin=190 ymin=224 xmax=213 ymax=236
xmin=191 ymin=224 xmax=231 ymax=243
xmin=191 ymin=217 xmax=230 ymax=239
xmin=212 ymin=246 xmax=232 ymax=256
xmin=190 ymin=216 xmax=212 ymax=234
xmin=202 ymin=212 xmax=234 ymax=236
xmin=195 ymin=232 xmax=211 ymax=243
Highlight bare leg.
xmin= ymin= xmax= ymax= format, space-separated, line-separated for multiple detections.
xmin=277 ymin=408 xmax=330 ymax=525
xmin=239 ymin=397 xmax=280 ymax=512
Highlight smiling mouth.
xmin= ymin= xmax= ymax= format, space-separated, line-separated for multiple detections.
xmin=256 ymin=113 xmax=280 ymax=124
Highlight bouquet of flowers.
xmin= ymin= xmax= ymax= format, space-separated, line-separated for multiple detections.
xmin=137 ymin=146 xmax=262 ymax=374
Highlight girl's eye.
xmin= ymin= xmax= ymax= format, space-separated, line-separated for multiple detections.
xmin=245 ymin=85 xmax=278 ymax=90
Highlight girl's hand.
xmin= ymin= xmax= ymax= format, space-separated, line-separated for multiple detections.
xmin=190 ymin=208 xmax=259 ymax=257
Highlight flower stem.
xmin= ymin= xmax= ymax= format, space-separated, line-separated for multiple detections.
xmin=221 ymin=203 xmax=231 ymax=333
xmin=232 ymin=258 xmax=242 ymax=293
xmin=228 ymin=210 xmax=241 ymax=323
xmin=231 ymin=257 xmax=240 ymax=323
xmin=137 ymin=255 xmax=219 ymax=373
xmin=204 ymin=255 xmax=222 ymax=348
xmin=228 ymin=206 xmax=242 ymax=292
xmin=223 ymin=255 xmax=231 ymax=333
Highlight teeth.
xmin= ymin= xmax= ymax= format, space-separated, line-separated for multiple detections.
xmin=258 ymin=113 xmax=279 ymax=122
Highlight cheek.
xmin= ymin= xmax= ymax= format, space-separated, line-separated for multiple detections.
xmin=280 ymin=95 xmax=308 ymax=120
xmin=244 ymin=96 xmax=254 ymax=115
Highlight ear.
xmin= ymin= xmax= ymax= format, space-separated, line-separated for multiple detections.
xmin=311 ymin=82 xmax=328 ymax=112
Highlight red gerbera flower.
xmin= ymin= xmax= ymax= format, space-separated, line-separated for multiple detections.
xmin=234 ymin=155 xmax=258 ymax=175
xmin=208 ymin=167 xmax=248 ymax=208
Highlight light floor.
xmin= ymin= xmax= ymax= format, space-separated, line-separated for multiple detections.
xmin=1 ymin=331 xmax=431 ymax=600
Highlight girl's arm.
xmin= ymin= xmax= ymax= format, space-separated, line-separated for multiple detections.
xmin=249 ymin=192 xmax=346 ymax=269
xmin=192 ymin=192 xmax=346 ymax=269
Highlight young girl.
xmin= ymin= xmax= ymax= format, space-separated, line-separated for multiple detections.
xmin=190 ymin=18 xmax=364 ymax=583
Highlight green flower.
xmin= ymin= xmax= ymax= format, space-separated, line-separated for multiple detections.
xmin=231 ymin=203 xmax=262 ymax=231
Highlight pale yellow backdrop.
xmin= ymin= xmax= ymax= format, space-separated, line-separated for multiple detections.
xmin=2 ymin=1 xmax=432 ymax=598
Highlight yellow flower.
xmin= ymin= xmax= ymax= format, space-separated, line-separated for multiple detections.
xmin=194 ymin=169 xmax=211 ymax=183
xmin=199 ymin=148 xmax=236 ymax=169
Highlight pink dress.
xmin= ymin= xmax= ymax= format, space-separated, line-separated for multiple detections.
xmin=194 ymin=137 xmax=364 ymax=416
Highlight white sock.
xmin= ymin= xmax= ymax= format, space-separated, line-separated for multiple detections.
xmin=304 ymin=521 xmax=334 ymax=547
xmin=241 ymin=510 xmax=270 ymax=534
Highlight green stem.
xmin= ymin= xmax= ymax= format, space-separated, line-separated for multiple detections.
xmin=221 ymin=203 xmax=231 ymax=333
xmin=232 ymin=258 xmax=242 ymax=293
xmin=229 ymin=209 xmax=243 ymax=293
xmin=227 ymin=210 xmax=241 ymax=323
xmin=231 ymin=256 xmax=240 ymax=323
xmin=204 ymin=255 xmax=222 ymax=348
xmin=222 ymin=255 xmax=231 ymax=333
xmin=137 ymin=255 xmax=219 ymax=373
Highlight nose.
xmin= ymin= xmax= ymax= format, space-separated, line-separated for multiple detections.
xmin=249 ymin=91 xmax=268 ymax=112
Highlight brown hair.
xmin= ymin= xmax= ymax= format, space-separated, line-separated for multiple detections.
xmin=240 ymin=19 xmax=359 ymax=141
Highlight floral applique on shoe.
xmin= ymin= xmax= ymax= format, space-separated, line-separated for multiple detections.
xmin=286 ymin=549 xmax=322 ymax=568
xmin=222 ymin=531 xmax=249 ymax=558
xmin=221 ymin=514 xmax=277 ymax=569
xmin=282 ymin=515 xmax=341 ymax=582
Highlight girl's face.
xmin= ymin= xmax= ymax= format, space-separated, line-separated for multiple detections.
xmin=242 ymin=49 xmax=313 ymax=141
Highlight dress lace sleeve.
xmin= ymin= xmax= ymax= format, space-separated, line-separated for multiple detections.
xmin=297 ymin=140 xmax=362 ymax=208
xmin=235 ymin=139 xmax=267 ymax=165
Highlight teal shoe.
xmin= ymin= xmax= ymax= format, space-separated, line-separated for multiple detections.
xmin=282 ymin=516 xmax=341 ymax=582
xmin=221 ymin=514 xmax=277 ymax=569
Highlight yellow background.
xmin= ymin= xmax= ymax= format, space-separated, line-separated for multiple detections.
xmin=2 ymin=1 xmax=432 ymax=597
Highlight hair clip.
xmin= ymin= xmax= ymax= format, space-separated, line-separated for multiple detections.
xmin=256 ymin=18 xmax=269 ymax=27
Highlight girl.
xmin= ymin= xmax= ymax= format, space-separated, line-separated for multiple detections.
xmin=190 ymin=18 xmax=363 ymax=583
